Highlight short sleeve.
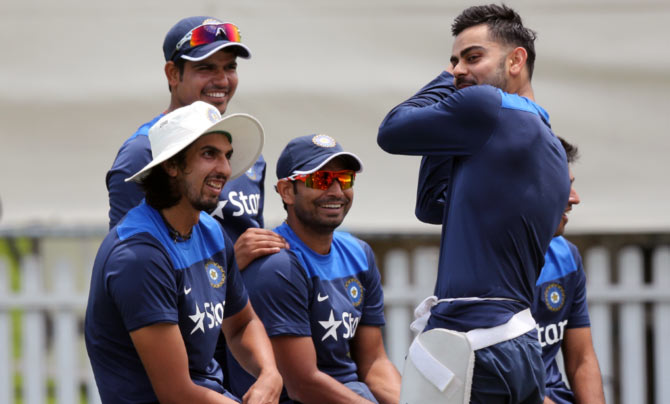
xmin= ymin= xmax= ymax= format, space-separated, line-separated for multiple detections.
xmin=222 ymin=232 xmax=249 ymax=318
xmin=358 ymin=241 xmax=386 ymax=326
xmin=242 ymin=250 xmax=312 ymax=337
xmin=566 ymin=245 xmax=591 ymax=329
xmin=105 ymin=237 xmax=178 ymax=331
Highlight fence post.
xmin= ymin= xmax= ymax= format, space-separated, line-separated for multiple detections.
xmin=22 ymin=255 xmax=46 ymax=404
xmin=53 ymin=258 xmax=78 ymax=404
xmin=653 ymin=246 xmax=670 ymax=404
xmin=0 ymin=258 xmax=12 ymax=404
xmin=384 ymin=249 xmax=410 ymax=371
xmin=412 ymin=247 xmax=438 ymax=306
xmin=619 ymin=246 xmax=646 ymax=404
xmin=586 ymin=246 xmax=615 ymax=403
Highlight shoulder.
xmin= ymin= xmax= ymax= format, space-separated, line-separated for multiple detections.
xmin=537 ymin=236 xmax=579 ymax=285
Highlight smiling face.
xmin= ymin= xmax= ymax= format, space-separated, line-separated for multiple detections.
xmin=169 ymin=132 xmax=233 ymax=213
xmin=166 ymin=50 xmax=239 ymax=114
xmin=450 ymin=24 xmax=511 ymax=91
xmin=282 ymin=157 xmax=354 ymax=235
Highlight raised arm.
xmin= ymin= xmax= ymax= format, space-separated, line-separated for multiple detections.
xmin=130 ymin=323 xmax=239 ymax=404
xmin=415 ymin=155 xmax=454 ymax=224
xmin=270 ymin=335 xmax=375 ymax=404
xmin=377 ymin=72 xmax=499 ymax=156
xmin=351 ymin=325 xmax=401 ymax=404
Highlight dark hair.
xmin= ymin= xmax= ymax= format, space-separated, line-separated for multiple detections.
xmin=452 ymin=4 xmax=537 ymax=79
xmin=140 ymin=149 xmax=188 ymax=210
xmin=557 ymin=136 xmax=579 ymax=164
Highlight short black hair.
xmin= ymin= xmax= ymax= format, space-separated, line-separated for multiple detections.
xmin=140 ymin=148 xmax=188 ymax=210
xmin=452 ymin=4 xmax=537 ymax=79
xmin=558 ymin=136 xmax=579 ymax=164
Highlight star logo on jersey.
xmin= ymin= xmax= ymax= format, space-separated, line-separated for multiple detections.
xmin=544 ymin=283 xmax=566 ymax=312
xmin=189 ymin=304 xmax=206 ymax=335
xmin=211 ymin=200 xmax=228 ymax=220
xmin=319 ymin=309 xmax=342 ymax=342
xmin=205 ymin=261 xmax=225 ymax=288
xmin=344 ymin=278 xmax=363 ymax=307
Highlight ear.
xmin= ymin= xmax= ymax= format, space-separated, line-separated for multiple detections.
xmin=276 ymin=180 xmax=296 ymax=206
xmin=165 ymin=61 xmax=180 ymax=91
xmin=508 ymin=47 xmax=528 ymax=78
xmin=161 ymin=160 xmax=179 ymax=178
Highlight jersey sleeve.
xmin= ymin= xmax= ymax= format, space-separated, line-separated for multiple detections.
xmin=105 ymin=236 xmax=178 ymax=332
xmin=377 ymin=71 xmax=500 ymax=157
xmin=415 ymin=155 xmax=453 ymax=224
xmin=223 ymin=232 xmax=249 ymax=318
xmin=566 ymin=243 xmax=591 ymax=328
xmin=242 ymin=250 xmax=312 ymax=337
xmin=358 ymin=241 xmax=386 ymax=326
xmin=106 ymin=136 xmax=152 ymax=229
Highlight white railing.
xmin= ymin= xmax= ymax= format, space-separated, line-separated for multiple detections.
xmin=0 ymin=232 xmax=668 ymax=404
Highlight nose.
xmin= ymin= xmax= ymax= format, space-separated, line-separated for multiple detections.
xmin=325 ymin=178 xmax=346 ymax=196
xmin=212 ymin=68 xmax=230 ymax=87
xmin=568 ymin=186 xmax=580 ymax=206
xmin=217 ymin=155 xmax=232 ymax=179
xmin=452 ymin=60 xmax=467 ymax=77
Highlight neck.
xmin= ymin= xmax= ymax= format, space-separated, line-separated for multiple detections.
xmin=506 ymin=77 xmax=535 ymax=101
xmin=160 ymin=199 xmax=200 ymax=240
xmin=285 ymin=216 xmax=334 ymax=255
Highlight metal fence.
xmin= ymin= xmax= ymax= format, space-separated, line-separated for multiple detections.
xmin=1 ymin=230 xmax=669 ymax=404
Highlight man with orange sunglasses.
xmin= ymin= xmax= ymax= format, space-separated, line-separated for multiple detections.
xmin=227 ymin=134 xmax=401 ymax=404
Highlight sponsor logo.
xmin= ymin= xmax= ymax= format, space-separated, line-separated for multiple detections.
xmin=344 ymin=278 xmax=363 ymax=307
xmin=317 ymin=293 xmax=329 ymax=302
xmin=312 ymin=134 xmax=336 ymax=148
xmin=536 ymin=320 xmax=568 ymax=347
xmin=189 ymin=300 xmax=226 ymax=335
xmin=318 ymin=309 xmax=360 ymax=342
xmin=544 ymin=283 xmax=565 ymax=311
xmin=205 ymin=261 xmax=225 ymax=288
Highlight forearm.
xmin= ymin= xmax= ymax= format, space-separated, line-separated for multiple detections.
xmin=286 ymin=371 xmax=374 ymax=404
xmin=359 ymin=358 xmax=401 ymax=404
xmin=226 ymin=315 xmax=277 ymax=378
xmin=567 ymin=359 xmax=605 ymax=404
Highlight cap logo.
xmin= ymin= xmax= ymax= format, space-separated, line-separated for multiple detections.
xmin=312 ymin=134 xmax=336 ymax=148
xmin=207 ymin=108 xmax=219 ymax=123
xmin=202 ymin=18 xmax=223 ymax=25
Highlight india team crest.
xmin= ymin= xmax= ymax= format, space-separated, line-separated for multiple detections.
xmin=205 ymin=261 xmax=226 ymax=288
xmin=312 ymin=134 xmax=336 ymax=148
xmin=544 ymin=283 xmax=565 ymax=311
xmin=344 ymin=278 xmax=363 ymax=307
xmin=245 ymin=166 xmax=257 ymax=180
xmin=207 ymin=107 xmax=220 ymax=123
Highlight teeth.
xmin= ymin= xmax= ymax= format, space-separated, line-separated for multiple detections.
xmin=206 ymin=180 xmax=223 ymax=189
xmin=322 ymin=204 xmax=342 ymax=209
xmin=206 ymin=92 xmax=227 ymax=98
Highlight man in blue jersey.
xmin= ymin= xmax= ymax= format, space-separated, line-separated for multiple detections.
xmin=106 ymin=15 xmax=286 ymax=266
xmin=378 ymin=4 xmax=570 ymax=404
xmin=534 ymin=138 xmax=606 ymax=404
xmin=86 ymin=101 xmax=282 ymax=403
xmin=227 ymin=134 xmax=401 ymax=404
xmin=105 ymin=15 xmax=287 ymax=383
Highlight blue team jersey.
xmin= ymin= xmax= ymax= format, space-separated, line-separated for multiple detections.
xmin=85 ymin=202 xmax=249 ymax=403
xmin=378 ymin=71 xmax=570 ymax=332
xmin=228 ymin=222 xmax=386 ymax=402
xmin=106 ymin=113 xmax=266 ymax=237
xmin=533 ymin=236 xmax=591 ymax=404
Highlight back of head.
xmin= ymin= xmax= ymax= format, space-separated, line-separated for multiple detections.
xmin=452 ymin=4 xmax=537 ymax=79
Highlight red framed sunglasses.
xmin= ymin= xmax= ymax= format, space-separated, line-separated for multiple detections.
xmin=284 ymin=170 xmax=356 ymax=190
xmin=170 ymin=23 xmax=242 ymax=60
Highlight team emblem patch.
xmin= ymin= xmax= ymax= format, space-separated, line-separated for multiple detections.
xmin=312 ymin=134 xmax=336 ymax=148
xmin=544 ymin=283 xmax=565 ymax=311
xmin=205 ymin=261 xmax=225 ymax=288
xmin=245 ymin=166 xmax=257 ymax=180
xmin=207 ymin=107 xmax=220 ymax=123
xmin=344 ymin=278 xmax=363 ymax=307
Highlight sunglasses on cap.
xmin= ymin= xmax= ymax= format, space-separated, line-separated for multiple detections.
xmin=170 ymin=22 xmax=242 ymax=60
xmin=283 ymin=170 xmax=356 ymax=190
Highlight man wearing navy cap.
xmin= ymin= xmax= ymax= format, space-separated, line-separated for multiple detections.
xmin=228 ymin=135 xmax=401 ymax=404
xmin=86 ymin=101 xmax=282 ymax=403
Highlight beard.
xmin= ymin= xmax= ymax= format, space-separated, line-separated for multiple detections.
xmin=481 ymin=56 xmax=508 ymax=90
xmin=293 ymin=196 xmax=351 ymax=234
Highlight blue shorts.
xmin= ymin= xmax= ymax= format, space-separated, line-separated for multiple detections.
xmin=545 ymin=380 xmax=575 ymax=404
xmin=470 ymin=332 xmax=545 ymax=404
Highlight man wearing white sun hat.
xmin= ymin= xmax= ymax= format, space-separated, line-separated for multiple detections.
xmin=86 ymin=101 xmax=282 ymax=404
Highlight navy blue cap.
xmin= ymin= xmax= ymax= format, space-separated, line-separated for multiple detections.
xmin=163 ymin=16 xmax=251 ymax=62
xmin=276 ymin=134 xmax=364 ymax=179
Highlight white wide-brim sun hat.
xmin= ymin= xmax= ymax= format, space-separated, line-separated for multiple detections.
xmin=125 ymin=101 xmax=264 ymax=183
